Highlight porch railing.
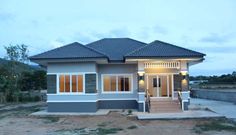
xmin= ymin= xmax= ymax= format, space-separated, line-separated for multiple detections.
xmin=178 ymin=91 xmax=190 ymax=111
xmin=146 ymin=90 xmax=151 ymax=113
xmin=144 ymin=61 xmax=180 ymax=69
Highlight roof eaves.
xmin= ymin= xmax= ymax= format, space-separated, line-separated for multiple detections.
xmin=125 ymin=55 xmax=205 ymax=59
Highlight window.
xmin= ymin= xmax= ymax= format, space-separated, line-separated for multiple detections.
xmin=103 ymin=74 xmax=132 ymax=92
xmin=59 ymin=74 xmax=83 ymax=93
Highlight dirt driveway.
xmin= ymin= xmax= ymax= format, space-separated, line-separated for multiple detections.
xmin=0 ymin=102 xmax=235 ymax=135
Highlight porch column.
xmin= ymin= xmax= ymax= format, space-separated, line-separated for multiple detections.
xmin=180 ymin=61 xmax=189 ymax=91
xmin=179 ymin=61 xmax=190 ymax=111
xmin=137 ymin=61 xmax=146 ymax=112
xmin=137 ymin=61 xmax=145 ymax=92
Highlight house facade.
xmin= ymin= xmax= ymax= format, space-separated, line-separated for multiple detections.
xmin=30 ymin=38 xmax=205 ymax=113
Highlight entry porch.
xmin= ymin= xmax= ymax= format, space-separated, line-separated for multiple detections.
xmin=134 ymin=61 xmax=192 ymax=112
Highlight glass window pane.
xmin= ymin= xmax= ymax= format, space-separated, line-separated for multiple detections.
xmin=65 ymin=75 xmax=70 ymax=92
xmin=59 ymin=75 xmax=65 ymax=92
xmin=124 ymin=78 xmax=129 ymax=91
xmin=72 ymin=75 xmax=77 ymax=92
xmin=118 ymin=76 xmax=131 ymax=91
xmin=110 ymin=76 xmax=116 ymax=91
xmin=118 ymin=76 xmax=124 ymax=91
xmin=103 ymin=76 xmax=110 ymax=91
xmin=103 ymin=75 xmax=116 ymax=92
xmin=77 ymin=75 xmax=83 ymax=92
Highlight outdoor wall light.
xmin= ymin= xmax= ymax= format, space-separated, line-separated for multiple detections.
xmin=138 ymin=71 xmax=145 ymax=81
xmin=180 ymin=70 xmax=188 ymax=80
xmin=139 ymin=75 xmax=144 ymax=81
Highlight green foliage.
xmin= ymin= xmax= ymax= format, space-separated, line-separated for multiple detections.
xmin=0 ymin=44 xmax=46 ymax=103
xmin=193 ymin=118 xmax=236 ymax=133
xmin=4 ymin=44 xmax=29 ymax=63
xmin=97 ymin=127 xmax=123 ymax=135
xmin=127 ymin=125 xmax=138 ymax=129
xmin=128 ymin=109 xmax=132 ymax=115
xmin=190 ymin=71 xmax=236 ymax=84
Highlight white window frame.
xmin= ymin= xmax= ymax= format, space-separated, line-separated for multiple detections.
xmin=49 ymin=72 xmax=98 ymax=95
xmin=101 ymin=74 xmax=133 ymax=94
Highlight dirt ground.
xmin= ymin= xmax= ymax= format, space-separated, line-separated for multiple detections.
xmin=0 ymin=102 xmax=235 ymax=135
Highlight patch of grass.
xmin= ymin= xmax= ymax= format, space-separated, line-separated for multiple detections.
xmin=128 ymin=109 xmax=132 ymax=115
xmin=97 ymin=127 xmax=123 ymax=135
xmin=97 ymin=121 xmax=113 ymax=127
xmin=98 ymin=122 xmax=108 ymax=127
xmin=127 ymin=125 xmax=138 ymax=129
xmin=55 ymin=128 xmax=86 ymax=134
xmin=54 ymin=127 xmax=123 ymax=135
xmin=193 ymin=118 xmax=236 ymax=134
xmin=41 ymin=116 xmax=60 ymax=123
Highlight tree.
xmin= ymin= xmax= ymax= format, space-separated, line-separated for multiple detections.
xmin=4 ymin=44 xmax=29 ymax=63
xmin=3 ymin=44 xmax=29 ymax=102
xmin=232 ymin=71 xmax=236 ymax=77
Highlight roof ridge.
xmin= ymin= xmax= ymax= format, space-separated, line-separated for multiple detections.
xmin=152 ymin=40 xmax=206 ymax=56
xmin=125 ymin=43 xmax=149 ymax=56
xmin=81 ymin=43 xmax=108 ymax=58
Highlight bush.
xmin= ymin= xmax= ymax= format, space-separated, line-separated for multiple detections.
xmin=34 ymin=95 xmax=41 ymax=101
xmin=128 ymin=110 xmax=132 ymax=115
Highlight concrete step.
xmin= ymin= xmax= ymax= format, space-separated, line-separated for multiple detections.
xmin=150 ymin=110 xmax=182 ymax=113
xmin=149 ymin=100 xmax=181 ymax=113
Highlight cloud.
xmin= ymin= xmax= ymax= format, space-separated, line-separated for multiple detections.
xmin=49 ymin=38 xmax=67 ymax=48
xmin=90 ymin=28 xmax=130 ymax=40
xmin=72 ymin=32 xmax=93 ymax=44
xmin=109 ymin=28 xmax=130 ymax=37
xmin=0 ymin=12 xmax=15 ymax=22
xmin=194 ymin=45 xmax=236 ymax=54
xmin=153 ymin=25 xmax=168 ymax=35
xmin=199 ymin=33 xmax=231 ymax=43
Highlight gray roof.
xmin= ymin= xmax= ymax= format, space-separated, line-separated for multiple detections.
xmin=86 ymin=38 xmax=146 ymax=61
xmin=30 ymin=42 xmax=107 ymax=60
xmin=30 ymin=38 xmax=205 ymax=63
xmin=125 ymin=40 xmax=205 ymax=58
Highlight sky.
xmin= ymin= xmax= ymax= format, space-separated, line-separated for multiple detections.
xmin=0 ymin=0 xmax=236 ymax=76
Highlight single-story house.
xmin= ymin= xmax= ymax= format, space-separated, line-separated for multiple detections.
xmin=30 ymin=38 xmax=205 ymax=113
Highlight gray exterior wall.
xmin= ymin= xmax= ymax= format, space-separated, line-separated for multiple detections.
xmin=47 ymin=62 xmax=97 ymax=73
xmin=138 ymin=103 xmax=144 ymax=112
xmin=98 ymin=100 xmax=137 ymax=109
xmin=47 ymin=100 xmax=141 ymax=112
xmin=97 ymin=64 xmax=138 ymax=100
xmin=47 ymin=94 xmax=98 ymax=101
xmin=46 ymin=63 xmax=146 ymax=112
xmin=48 ymin=102 xmax=98 ymax=112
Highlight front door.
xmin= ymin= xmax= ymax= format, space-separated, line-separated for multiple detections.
xmin=146 ymin=75 xmax=171 ymax=98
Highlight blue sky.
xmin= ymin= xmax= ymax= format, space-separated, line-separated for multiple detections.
xmin=0 ymin=0 xmax=236 ymax=76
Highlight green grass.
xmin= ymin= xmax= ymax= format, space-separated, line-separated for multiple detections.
xmin=97 ymin=127 xmax=123 ymax=135
xmin=54 ymin=127 xmax=123 ymax=135
xmin=193 ymin=118 xmax=236 ymax=134
xmin=41 ymin=116 xmax=60 ymax=123
xmin=127 ymin=125 xmax=138 ymax=129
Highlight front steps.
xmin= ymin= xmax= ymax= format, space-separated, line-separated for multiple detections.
xmin=149 ymin=98 xmax=182 ymax=113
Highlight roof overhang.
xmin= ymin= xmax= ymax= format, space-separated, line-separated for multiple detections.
xmin=30 ymin=57 xmax=108 ymax=66
xmin=125 ymin=57 xmax=205 ymax=66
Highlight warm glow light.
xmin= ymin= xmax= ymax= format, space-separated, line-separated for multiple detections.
xmin=139 ymin=80 xmax=144 ymax=85
xmin=180 ymin=71 xmax=188 ymax=76
xmin=138 ymin=71 xmax=145 ymax=76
